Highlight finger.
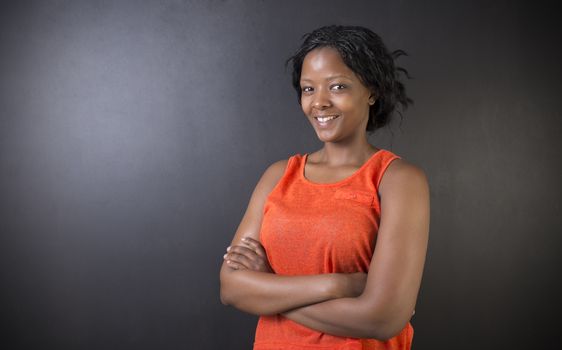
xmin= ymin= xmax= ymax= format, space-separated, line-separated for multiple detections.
xmin=225 ymin=252 xmax=254 ymax=269
xmin=225 ymin=259 xmax=247 ymax=270
xmin=224 ymin=251 xmax=253 ymax=267
xmin=227 ymin=243 xmax=271 ymax=271
xmin=241 ymin=237 xmax=267 ymax=258
xmin=228 ymin=245 xmax=259 ymax=259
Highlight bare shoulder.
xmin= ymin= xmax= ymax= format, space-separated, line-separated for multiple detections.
xmin=256 ymin=158 xmax=290 ymax=195
xmin=379 ymin=158 xmax=429 ymax=197
xmin=245 ymin=158 xmax=290 ymax=218
xmin=264 ymin=159 xmax=290 ymax=181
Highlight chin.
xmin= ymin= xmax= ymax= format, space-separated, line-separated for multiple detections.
xmin=314 ymin=129 xmax=340 ymax=143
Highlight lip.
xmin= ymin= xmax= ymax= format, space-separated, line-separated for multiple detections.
xmin=312 ymin=115 xmax=340 ymax=128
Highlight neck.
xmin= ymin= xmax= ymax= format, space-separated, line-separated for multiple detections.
xmin=317 ymin=135 xmax=376 ymax=166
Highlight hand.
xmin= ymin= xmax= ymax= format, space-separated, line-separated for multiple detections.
xmin=335 ymin=272 xmax=368 ymax=298
xmin=223 ymin=237 xmax=274 ymax=273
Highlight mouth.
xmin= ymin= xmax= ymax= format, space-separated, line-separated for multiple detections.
xmin=313 ymin=115 xmax=340 ymax=127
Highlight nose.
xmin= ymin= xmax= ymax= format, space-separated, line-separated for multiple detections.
xmin=312 ymin=89 xmax=331 ymax=109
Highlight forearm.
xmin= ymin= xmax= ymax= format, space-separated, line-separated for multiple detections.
xmin=220 ymin=266 xmax=341 ymax=316
xmin=282 ymin=296 xmax=400 ymax=340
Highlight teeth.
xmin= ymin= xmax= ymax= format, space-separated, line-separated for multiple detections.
xmin=316 ymin=116 xmax=338 ymax=122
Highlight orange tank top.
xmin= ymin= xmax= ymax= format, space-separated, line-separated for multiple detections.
xmin=254 ymin=149 xmax=413 ymax=350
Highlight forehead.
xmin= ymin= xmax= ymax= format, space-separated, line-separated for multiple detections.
xmin=300 ymin=46 xmax=355 ymax=80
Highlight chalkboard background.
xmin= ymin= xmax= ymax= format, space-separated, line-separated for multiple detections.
xmin=1 ymin=1 xmax=560 ymax=349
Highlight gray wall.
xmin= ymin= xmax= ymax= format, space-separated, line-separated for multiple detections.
xmin=1 ymin=1 xmax=560 ymax=349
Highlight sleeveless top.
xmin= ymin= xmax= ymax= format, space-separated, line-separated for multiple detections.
xmin=253 ymin=149 xmax=414 ymax=350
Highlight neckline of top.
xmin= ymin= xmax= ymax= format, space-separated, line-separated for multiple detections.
xmin=300 ymin=149 xmax=385 ymax=186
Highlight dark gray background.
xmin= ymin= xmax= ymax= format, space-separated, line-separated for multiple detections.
xmin=1 ymin=1 xmax=561 ymax=349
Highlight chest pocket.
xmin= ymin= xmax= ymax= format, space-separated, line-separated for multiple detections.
xmin=334 ymin=188 xmax=375 ymax=207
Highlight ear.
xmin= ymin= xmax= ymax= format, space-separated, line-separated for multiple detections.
xmin=368 ymin=93 xmax=377 ymax=106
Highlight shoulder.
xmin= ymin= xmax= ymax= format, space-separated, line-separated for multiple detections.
xmin=377 ymin=158 xmax=430 ymax=239
xmin=262 ymin=158 xmax=290 ymax=183
xmin=254 ymin=158 xmax=291 ymax=197
xmin=265 ymin=158 xmax=290 ymax=177
xmin=379 ymin=158 xmax=429 ymax=197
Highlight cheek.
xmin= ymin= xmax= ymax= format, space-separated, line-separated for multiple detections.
xmin=340 ymin=95 xmax=369 ymax=113
xmin=332 ymin=95 xmax=356 ymax=112
xmin=300 ymin=97 xmax=312 ymax=114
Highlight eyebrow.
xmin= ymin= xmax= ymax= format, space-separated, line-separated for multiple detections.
xmin=300 ymin=75 xmax=352 ymax=82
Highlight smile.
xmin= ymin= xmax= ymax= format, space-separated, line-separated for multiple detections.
xmin=313 ymin=115 xmax=340 ymax=128
xmin=314 ymin=115 xmax=339 ymax=121
xmin=314 ymin=115 xmax=339 ymax=122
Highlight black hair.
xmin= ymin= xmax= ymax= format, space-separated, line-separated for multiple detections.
xmin=286 ymin=25 xmax=413 ymax=133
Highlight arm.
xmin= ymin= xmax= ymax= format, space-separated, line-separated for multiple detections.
xmin=219 ymin=160 xmax=364 ymax=316
xmin=221 ymin=268 xmax=353 ymax=316
xmin=282 ymin=160 xmax=430 ymax=340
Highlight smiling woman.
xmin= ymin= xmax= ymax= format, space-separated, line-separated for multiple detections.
xmin=219 ymin=25 xmax=429 ymax=350
xmin=299 ymin=46 xmax=375 ymax=144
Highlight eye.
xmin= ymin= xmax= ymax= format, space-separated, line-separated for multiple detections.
xmin=301 ymin=86 xmax=313 ymax=93
xmin=331 ymin=84 xmax=346 ymax=91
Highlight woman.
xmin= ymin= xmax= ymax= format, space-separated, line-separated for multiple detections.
xmin=220 ymin=25 xmax=430 ymax=350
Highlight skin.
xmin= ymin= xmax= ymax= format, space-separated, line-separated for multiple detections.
xmin=220 ymin=47 xmax=429 ymax=340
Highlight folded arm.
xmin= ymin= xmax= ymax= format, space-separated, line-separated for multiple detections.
xmin=220 ymin=236 xmax=348 ymax=316
xmin=220 ymin=158 xmax=429 ymax=341
xmin=220 ymin=263 xmax=364 ymax=316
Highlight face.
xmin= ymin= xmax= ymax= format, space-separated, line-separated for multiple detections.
xmin=299 ymin=47 xmax=375 ymax=143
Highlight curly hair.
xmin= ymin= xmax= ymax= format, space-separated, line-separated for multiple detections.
xmin=286 ymin=25 xmax=413 ymax=133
